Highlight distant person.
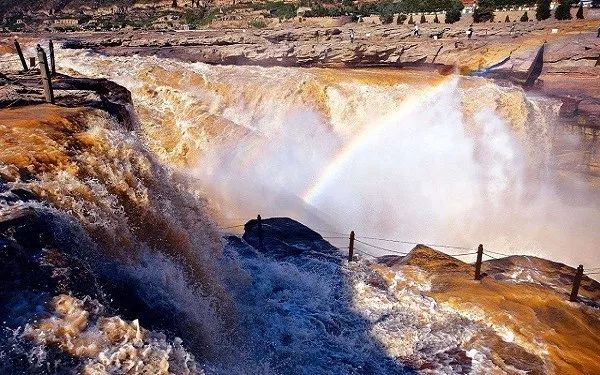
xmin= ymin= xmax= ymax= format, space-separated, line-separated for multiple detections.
xmin=349 ymin=29 xmax=355 ymax=43
xmin=315 ymin=30 xmax=320 ymax=42
xmin=467 ymin=26 xmax=473 ymax=39
xmin=413 ymin=24 xmax=420 ymax=37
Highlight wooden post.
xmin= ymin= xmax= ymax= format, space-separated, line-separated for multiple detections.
xmin=29 ymin=57 xmax=36 ymax=68
xmin=36 ymin=45 xmax=55 ymax=104
xmin=348 ymin=231 xmax=355 ymax=262
xmin=569 ymin=265 xmax=584 ymax=302
xmin=14 ymin=40 xmax=28 ymax=71
xmin=257 ymin=214 xmax=263 ymax=250
xmin=48 ymin=40 xmax=56 ymax=75
xmin=474 ymin=244 xmax=483 ymax=280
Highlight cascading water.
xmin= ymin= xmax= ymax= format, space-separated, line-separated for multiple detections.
xmin=1 ymin=42 xmax=599 ymax=374
xmin=57 ymin=48 xmax=600 ymax=269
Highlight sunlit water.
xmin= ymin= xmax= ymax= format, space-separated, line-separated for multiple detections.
xmin=56 ymin=49 xmax=600 ymax=270
xmin=0 ymin=42 xmax=598 ymax=374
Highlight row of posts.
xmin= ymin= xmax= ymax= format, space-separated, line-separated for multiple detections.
xmin=250 ymin=219 xmax=587 ymax=303
xmin=14 ymin=39 xmax=56 ymax=104
xmin=345 ymin=231 xmax=586 ymax=303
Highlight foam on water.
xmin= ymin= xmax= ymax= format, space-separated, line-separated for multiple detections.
xmin=55 ymin=47 xmax=600 ymax=270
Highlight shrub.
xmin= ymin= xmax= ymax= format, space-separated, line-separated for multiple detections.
xmin=473 ymin=0 xmax=495 ymax=23
xmin=445 ymin=7 xmax=462 ymax=23
xmin=554 ymin=0 xmax=573 ymax=19
xmin=380 ymin=12 xmax=394 ymax=24
xmin=420 ymin=13 xmax=426 ymax=23
xmin=520 ymin=11 xmax=529 ymax=21
xmin=535 ymin=0 xmax=551 ymax=21
xmin=434 ymin=13 xmax=440 ymax=23
xmin=576 ymin=3 xmax=584 ymax=18
xmin=536 ymin=0 xmax=551 ymax=20
xmin=505 ymin=15 xmax=510 ymax=22
xmin=265 ymin=1 xmax=297 ymax=19
xmin=397 ymin=14 xmax=408 ymax=24
xmin=408 ymin=14 xmax=415 ymax=24
xmin=249 ymin=19 xmax=267 ymax=28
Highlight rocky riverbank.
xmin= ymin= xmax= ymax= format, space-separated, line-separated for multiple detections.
xmin=21 ymin=18 xmax=595 ymax=127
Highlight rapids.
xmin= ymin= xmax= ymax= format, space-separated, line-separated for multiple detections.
xmin=1 ymin=43 xmax=599 ymax=374
xmin=56 ymin=48 xmax=600 ymax=269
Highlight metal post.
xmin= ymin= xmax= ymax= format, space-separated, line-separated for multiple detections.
xmin=474 ymin=244 xmax=483 ymax=280
xmin=348 ymin=231 xmax=355 ymax=262
xmin=257 ymin=214 xmax=263 ymax=250
xmin=569 ymin=265 xmax=584 ymax=302
xmin=36 ymin=45 xmax=55 ymax=104
xmin=29 ymin=57 xmax=36 ymax=68
xmin=48 ymin=40 xmax=56 ymax=75
xmin=14 ymin=40 xmax=28 ymax=71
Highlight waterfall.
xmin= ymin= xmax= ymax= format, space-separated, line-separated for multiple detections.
xmin=57 ymin=48 xmax=600 ymax=269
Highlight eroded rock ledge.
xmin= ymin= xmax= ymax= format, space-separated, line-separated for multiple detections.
xmin=54 ymin=20 xmax=600 ymax=127
xmin=0 ymin=71 xmax=135 ymax=129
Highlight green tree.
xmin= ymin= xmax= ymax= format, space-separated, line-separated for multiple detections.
xmin=434 ymin=13 xmax=440 ymax=22
xmin=380 ymin=12 xmax=394 ymax=24
xmin=536 ymin=0 xmax=551 ymax=20
xmin=397 ymin=14 xmax=408 ymax=24
xmin=554 ymin=0 xmax=572 ymax=19
xmin=576 ymin=2 xmax=584 ymax=18
xmin=420 ymin=13 xmax=426 ymax=23
xmin=520 ymin=11 xmax=529 ymax=21
xmin=473 ymin=0 xmax=495 ymax=22
xmin=505 ymin=14 xmax=510 ymax=21
xmin=445 ymin=6 xmax=462 ymax=23
xmin=408 ymin=14 xmax=415 ymax=24
xmin=265 ymin=1 xmax=297 ymax=20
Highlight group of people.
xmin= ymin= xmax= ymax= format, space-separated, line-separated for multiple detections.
xmin=337 ymin=22 xmax=600 ymax=44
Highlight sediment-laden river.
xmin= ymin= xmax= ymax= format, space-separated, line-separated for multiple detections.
xmin=57 ymin=48 xmax=600 ymax=269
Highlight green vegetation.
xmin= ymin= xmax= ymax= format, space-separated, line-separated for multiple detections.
xmin=183 ymin=8 xmax=212 ymax=27
xmin=0 ymin=0 xmax=588 ymax=31
xmin=303 ymin=0 xmax=463 ymax=19
xmin=249 ymin=19 xmax=267 ymax=28
xmin=536 ymin=0 xmax=551 ymax=20
xmin=444 ymin=5 xmax=462 ymax=23
xmin=262 ymin=1 xmax=296 ymax=19
xmin=473 ymin=0 xmax=495 ymax=22
xmin=392 ymin=0 xmax=464 ymax=14
xmin=379 ymin=12 xmax=394 ymax=24
xmin=489 ymin=0 xmax=536 ymax=8
xmin=575 ymin=2 xmax=584 ymax=18
xmin=554 ymin=0 xmax=572 ymax=19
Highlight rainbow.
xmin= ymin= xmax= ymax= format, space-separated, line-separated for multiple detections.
xmin=302 ymin=76 xmax=458 ymax=204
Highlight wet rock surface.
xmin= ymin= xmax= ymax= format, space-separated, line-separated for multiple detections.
xmin=232 ymin=217 xmax=600 ymax=374
xmin=0 ymin=70 xmax=135 ymax=129
xmin=47 ymin=20 xmax=600 ymax=127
